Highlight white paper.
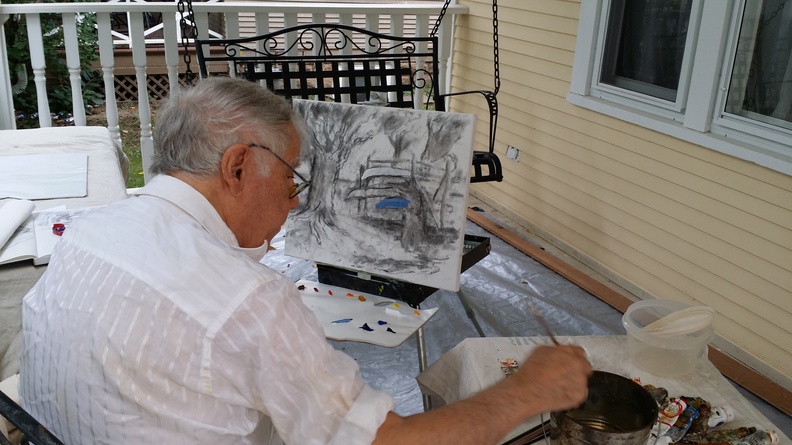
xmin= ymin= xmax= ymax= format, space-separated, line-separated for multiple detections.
xmin=0 ymin=199 xmax=35 ymax=250
xmin=297 ymin=279 xmax=438 ymax=347
xmin=0 ymin=153 xmax=88 ymax=200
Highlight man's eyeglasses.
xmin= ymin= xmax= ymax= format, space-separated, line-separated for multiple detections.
xmin=248 ymin=144 xmax=311 ymax=199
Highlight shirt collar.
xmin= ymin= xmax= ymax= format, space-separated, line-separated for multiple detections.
xmin=135 ymin=175 xmax=270 ymax=260
xmin=136 ymin=174 xmax=237 ymax=245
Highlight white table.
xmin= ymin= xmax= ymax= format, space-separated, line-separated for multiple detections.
xmin=417 ymin=336 xmax=791 ymax=444
xmin=0 ymin=126 xmax=129 ymax=380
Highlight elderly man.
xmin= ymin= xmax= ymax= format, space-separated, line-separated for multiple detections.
xmin=19 ymin=77 xmax=591 ymax=445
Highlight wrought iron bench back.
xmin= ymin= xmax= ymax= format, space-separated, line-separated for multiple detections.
xmin=196 ymin=23 xmax=502 ymax=183
xmin=195 ymin=24 xmax=443 ymax=111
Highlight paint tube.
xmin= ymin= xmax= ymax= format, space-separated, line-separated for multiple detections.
xmin=643 ymin=384 xmax=669 ymax=407
xmin=697 ymin=430 xmax=781 ymax=445
xmin=680 ymin=426 xmax=756 ymax=444
xmin=682 ymin=396 xmax=712 ymax=436
xmin=707 ymin=405 xmax=735 ymax=428
xmin=727 ymin=430 xmax=780 ymax=445
xmin=647 ymin=398 xmax=688 ymax=444
xmin=657 ymin=403 xmax=700 ymax=444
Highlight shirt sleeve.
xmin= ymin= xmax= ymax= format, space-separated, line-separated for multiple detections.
xmin=211 ymin=274 xmax=395 ymax=445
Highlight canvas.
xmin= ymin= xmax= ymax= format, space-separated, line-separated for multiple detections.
xmin=285 ymin=99 xmax=476 ymax=291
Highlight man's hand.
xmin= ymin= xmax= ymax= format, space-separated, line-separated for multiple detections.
xmin=373 ymin=344 xmax=592 ymax=445
xmin=504 ymin=344 xmax=593 ymax=414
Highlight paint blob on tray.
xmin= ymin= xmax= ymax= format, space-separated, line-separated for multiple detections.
xmin=295 ymin=279 xmax=439 ymax=347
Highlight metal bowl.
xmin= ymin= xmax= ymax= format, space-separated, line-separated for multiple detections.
xmin=549 ymin=371 xmax=658 ymax=445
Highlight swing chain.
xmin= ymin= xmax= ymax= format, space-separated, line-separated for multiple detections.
xmin=177 ymin=0 xmax=197 ymax=84
xmin=492 ymin=0 xmax=500 ymax=95
xmin=429 ymin=0 xmax=452 ymax=38
xmin=430 ymin=0 xmax=500 ymax=95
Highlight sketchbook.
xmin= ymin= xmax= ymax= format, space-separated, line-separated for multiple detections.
xmin=296 ymin=280 xmax=438 ymax=347
xmin=0 ymin=199 xmax=35 ymax=252
xmin=0 ymin=206 xmax=97 ymax=266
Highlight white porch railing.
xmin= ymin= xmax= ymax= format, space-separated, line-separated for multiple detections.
xmin=0 ymin=1 xmax=467 ymax=182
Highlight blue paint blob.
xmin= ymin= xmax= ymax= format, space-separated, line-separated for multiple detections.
xmin=377 ymin=320 xmax=388 ymax=325
xmin=375 ymin=198 xmax=410 ymax=209
xmin=360 ymin=323 xmax=374 ymax=332
xmin=331 ymin=318 xmax=353 ymax=324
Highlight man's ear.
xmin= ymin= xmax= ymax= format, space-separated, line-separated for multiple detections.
xmin=220 ymin=144 xmax=252 ymax=195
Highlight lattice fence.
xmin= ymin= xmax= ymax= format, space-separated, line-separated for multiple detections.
xmin=113 ymin=74 xmax=198 ymax=102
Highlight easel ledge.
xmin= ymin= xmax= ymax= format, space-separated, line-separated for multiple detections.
xmin=465 ymin=207 xmax=792 ymax=417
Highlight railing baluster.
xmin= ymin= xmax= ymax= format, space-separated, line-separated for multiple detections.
xmin=26 ymin=14 xmax=51 ymax=128
xmin=339 ymin=13 xmax=353 ymax=104
xmin=129 ymin=12 xmax=154 ymax=181
xmin=62 ymin=12 xmax=86 ymax=126
xmin=97 ymin=12 xmax=121 ymax=150
xmin=162 ymin=11 xmax=179 ymax=96
xmin=390 ymin=14 xmax=404 ymax=38
xmin=254 ymin=13 xmax=270 ymax=86
xmin=312 ymin=13 xmax=326 ymax=57
xmin=0 ymin=14 xmax=15 ymax=129
xmin=415 ymin=14 xmax=429 ymax=110
xmin=436 ymin=11 xmax=452 ymax=101
xmin=0 ymin=2 xmax=468 ymax=180
xmin=255 ymin=12 xmax=269 ymax=53
xmin=193 ymin=9 xmax=209 ymax=41
xmin=225 ymin=12 xmax=240 ymax=38
xmin=223 ymin=12 xmax=240 ymax=78
xmin=364 ymin=13 xmax=376 ymax=35
xmin=283 ymin=12 xmax=299 ymax=92
xmin=193 ymin=10 xmax=210 ymax=84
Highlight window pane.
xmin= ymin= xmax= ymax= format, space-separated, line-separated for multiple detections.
xmin=601 ymin=0 xmax=693 ymax=101
xmin=725 ymin=0 xmax=792 ymax=130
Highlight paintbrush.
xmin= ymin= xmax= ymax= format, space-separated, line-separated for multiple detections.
xmin=529 ymin=303 xmax=560 ymax=346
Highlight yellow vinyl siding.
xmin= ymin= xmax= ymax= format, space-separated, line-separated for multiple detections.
xmin=453 ymin=0 xmax=792 ymax=386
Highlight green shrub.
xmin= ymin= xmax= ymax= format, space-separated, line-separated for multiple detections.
xmin=3 ymin=0 xmax=102 ymax=126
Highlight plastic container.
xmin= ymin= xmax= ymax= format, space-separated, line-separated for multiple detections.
xmin=623 ymin=300 xmax=714 ymax=377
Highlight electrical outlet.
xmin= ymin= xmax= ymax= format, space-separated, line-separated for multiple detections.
xmin=506 ymin=145 xmax=520 ymax=161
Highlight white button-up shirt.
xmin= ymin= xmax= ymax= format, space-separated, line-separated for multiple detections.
xmin=20 ymin=175 xmax=394 ymax=445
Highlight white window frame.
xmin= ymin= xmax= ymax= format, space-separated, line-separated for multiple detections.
xmin=568 ymin=0 xmax=792 ymax=176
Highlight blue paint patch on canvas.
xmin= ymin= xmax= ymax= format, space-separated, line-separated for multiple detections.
xmin=375 ymin=198 xmax=410 ymax=209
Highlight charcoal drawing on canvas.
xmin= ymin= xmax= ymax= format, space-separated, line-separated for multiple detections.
xmin=284 ymin=100 xmax=476 ymax=291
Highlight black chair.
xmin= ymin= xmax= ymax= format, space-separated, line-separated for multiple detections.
xmin=0 ymin=390 xmax=64 ymax=445
xmin=195 ymin=23 xmax=502 ymax=183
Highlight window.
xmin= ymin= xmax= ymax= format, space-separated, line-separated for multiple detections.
xmin=600 ymin=0 xmax=693 ymax=102
xmin=721 ymin=0 xmax=792 ymax=133
xmin=568 ymin=0 xmax=792 ymax=175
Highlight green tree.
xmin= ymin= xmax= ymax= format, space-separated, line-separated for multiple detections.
xmin=3 ymin=0 xmax=101 ymax=126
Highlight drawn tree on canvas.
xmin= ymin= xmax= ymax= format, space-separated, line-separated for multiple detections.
xmin=421 ymin=113 xmax=468 ymax=228
xmin=293 ymin=101 xmax=378 ymax=243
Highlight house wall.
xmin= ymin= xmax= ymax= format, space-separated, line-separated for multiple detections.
xmin=450 ymin=0 xmax=792 ymax=389
xmin=235 ymin=0 xmax=442 ymax=37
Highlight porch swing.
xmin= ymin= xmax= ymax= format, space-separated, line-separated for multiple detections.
xmin=184 ymin=1 xmax=499 ymax=384
xmin=429 ymin=0 xmax=503 ymax=183
xmin=186 ymin=0 xmax=504 ymax=184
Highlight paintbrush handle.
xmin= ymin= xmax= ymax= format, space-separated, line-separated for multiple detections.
xmin=529 ymin=304 xmax=560 ymax=345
